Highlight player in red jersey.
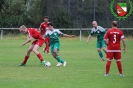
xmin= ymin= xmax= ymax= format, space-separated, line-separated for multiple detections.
xmin=104 ymin=21 xmax=126 ymax=76
xmin=19 ymin=25 xmax=47 ymax=66
xmin=39 ymin=16 xmax=50 ymax=54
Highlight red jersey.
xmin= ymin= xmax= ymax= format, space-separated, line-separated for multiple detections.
xmin=27 ymin=28 xmax=43 ymax=40
xmin=39 ymin=22 xmax=49 ymax=35
xmin=104 ymin=28 xmax=125 ymax=52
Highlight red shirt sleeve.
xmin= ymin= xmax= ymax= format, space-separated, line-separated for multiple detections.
xmin=120 ymin=31 xmax=125 ymax=39
xmin=27 ymin=28 xmax=33 ymax=37
xmin=104 ymin=30 xmax=109 ymax=39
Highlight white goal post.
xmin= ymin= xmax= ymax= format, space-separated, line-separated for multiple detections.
xmin=0 ymin=28 xmax=133 ymax=40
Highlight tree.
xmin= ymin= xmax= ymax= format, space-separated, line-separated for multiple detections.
xmin=1 ymin=0 xmax=27 ymax=27
xmin=26 ymin=0 xmax=45 ymax=27
xmin=0 ymin=0 xmax=133 ymax=28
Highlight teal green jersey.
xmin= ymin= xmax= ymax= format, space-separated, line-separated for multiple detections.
xmin=44 ymin=29 xmax=63 ymax=44
xmin=90 ymin=26 xmax=106 ymax=40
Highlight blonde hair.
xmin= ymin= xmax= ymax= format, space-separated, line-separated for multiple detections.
xmin=19 ymin=25 xmax=27 ymax=32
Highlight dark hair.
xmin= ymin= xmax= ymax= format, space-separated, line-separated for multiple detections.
xmin=112 ymin=21 xmax=118 ymax=27
xmin=48 ymin=22 xmax=53 ymax=26
xmin=44 ymin=16 xmax=49 ymax=19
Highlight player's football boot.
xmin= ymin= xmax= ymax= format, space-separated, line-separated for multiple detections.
xmin=63 ymin=61 xmax=67 ymax=67
xmin=120 ymin=74 xmax=124 ymax=77
xmin=104 ymin=74 xmax=109 ymax=76
xmin=40 ymin=60 xmax=46 ymax=65
xmin=56 ymin=62 xmax=62 ymax=66
xmin=19 ymin=63 xmax=26 ymax=66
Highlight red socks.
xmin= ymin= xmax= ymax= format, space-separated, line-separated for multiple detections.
xmin=106 ymin=61 xmax=111 ymax=74
xmin=23 ymin=56 xmax=29 ymax=64
xmin=37 ymin=53 xmax=44 ymax=61
xmin=117 ymin=61 xmax=122 ymax=74
xmin=106 ymin=61 xmax=123 ymax=74
xmin=44 ymin=45 xmax=50 ymax=53
xmin=22 ymin=54 xmax=44 ymax=64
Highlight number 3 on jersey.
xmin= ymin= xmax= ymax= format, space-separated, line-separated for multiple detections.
xmin=113 ymin=34 xmax=116 ymax=43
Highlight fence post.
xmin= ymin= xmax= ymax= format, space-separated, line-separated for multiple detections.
xmin=1 ymin=29 xmax=3 ymax=40
xmin=80 ymin=28 xmax=82 ymax=41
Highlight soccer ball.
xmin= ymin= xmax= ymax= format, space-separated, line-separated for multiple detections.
xmin=44 ymin=61 xmax=51 ymax=67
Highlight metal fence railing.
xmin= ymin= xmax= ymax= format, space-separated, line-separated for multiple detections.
xmin=0 ymin=28 xmax=133 ymax=40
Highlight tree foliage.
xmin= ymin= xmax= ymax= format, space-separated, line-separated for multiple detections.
xmin=0 ymin=0 xmax=133 ymax=28
xmin=0 ymin=0 xmax=27 ymax=27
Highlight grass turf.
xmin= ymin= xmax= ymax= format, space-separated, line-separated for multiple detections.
xmin=0 ymin=37 xmax=133 ymax=88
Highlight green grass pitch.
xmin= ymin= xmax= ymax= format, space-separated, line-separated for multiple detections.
xmin=0 ymin=37 xmax=133 ymax=88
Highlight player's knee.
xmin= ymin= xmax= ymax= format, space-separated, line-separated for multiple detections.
xmin=53 ymin=50 xmax=57 ymax=55
xmin=27 ymin=49 xmax=32 ymax=53
xmin=97 ymin=49 xmax=101 ymax=52
xmin=32 ymin=48 xmax=37 ymax=53
xmin=53 ymin=51 xmax=57 ymax=54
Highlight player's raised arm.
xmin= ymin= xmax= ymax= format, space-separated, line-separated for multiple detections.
xmin=63 ymin=34 xmax=75 ymax=38
xmin=56 ymin=29 xmax=75 ymax=38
